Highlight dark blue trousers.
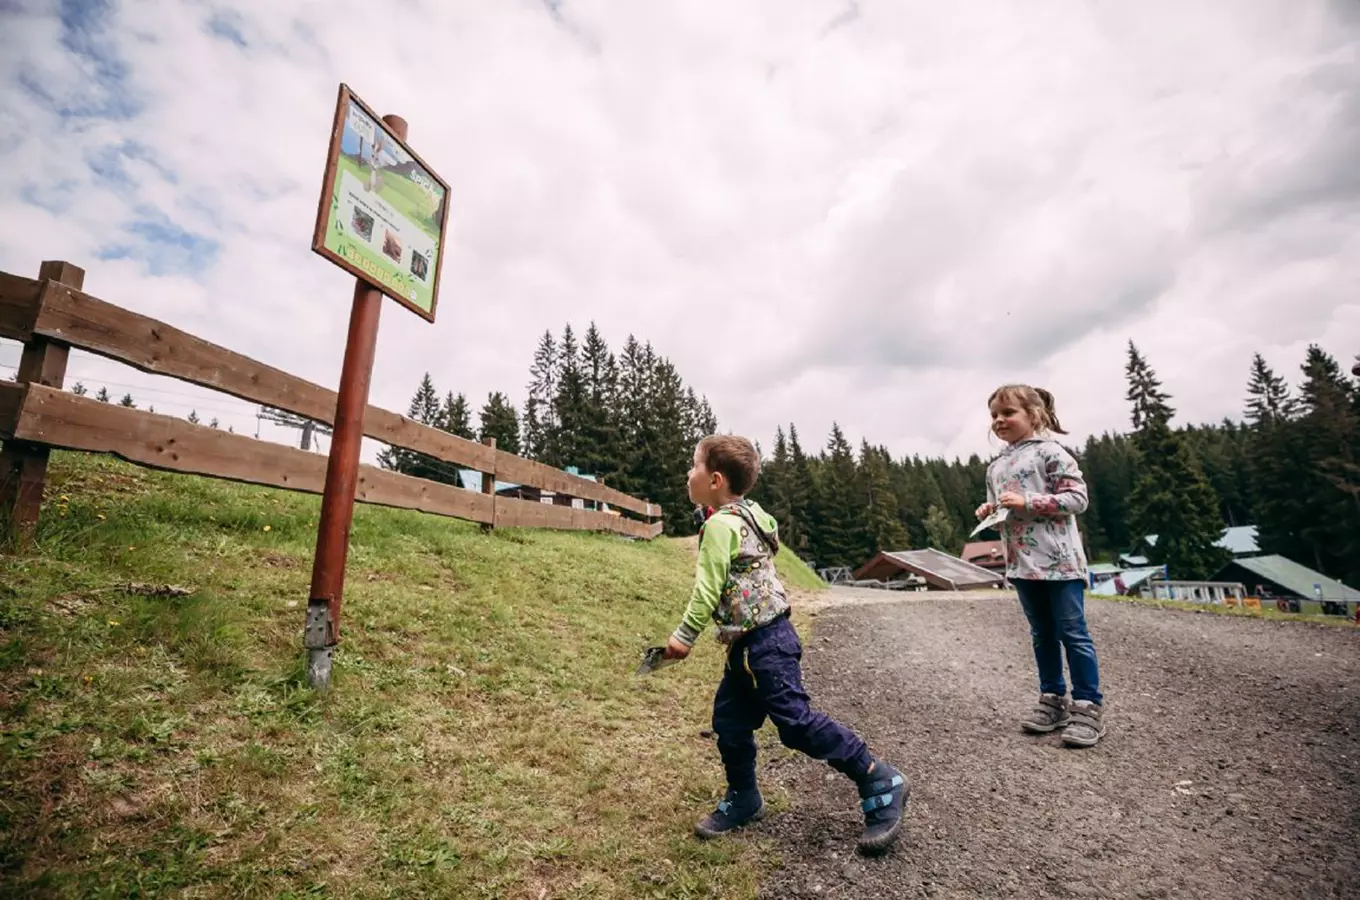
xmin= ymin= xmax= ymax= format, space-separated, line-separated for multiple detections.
xmin=712 ymin=615 xmax=872 ymax=791
xmin=1013 ymin=578 xmax=1103 ymax=705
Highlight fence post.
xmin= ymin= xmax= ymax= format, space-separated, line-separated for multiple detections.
xmin=0 ymin=261 xmax=83 ymax=550
xmin=480 ymin=436 xmax=496 ymax=532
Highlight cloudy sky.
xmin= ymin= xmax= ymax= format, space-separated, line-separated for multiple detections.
xmin=1 ymin=0 xmax=1357 ymax=464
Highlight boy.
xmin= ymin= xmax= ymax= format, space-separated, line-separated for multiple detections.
xmin=663 ymin=435 xmax=909 ymax=854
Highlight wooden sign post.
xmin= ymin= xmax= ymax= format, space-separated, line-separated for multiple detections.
xmin=305 ymin=85 xmax=450 ymax=690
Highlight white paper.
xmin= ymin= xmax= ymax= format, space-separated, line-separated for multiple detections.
xmin=970 ymin=507 xmax=1010 ymax=538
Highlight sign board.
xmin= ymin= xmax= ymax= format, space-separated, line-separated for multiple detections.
xmin=312 ymin=84 xmax=449 ymax=322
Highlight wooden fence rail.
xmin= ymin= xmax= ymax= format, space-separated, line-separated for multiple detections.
xmin=0 ymin=261 xmax=663 ymax=543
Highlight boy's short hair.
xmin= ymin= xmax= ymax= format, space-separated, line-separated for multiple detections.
xmin=697 ymin=435 xmax=760 ymax=496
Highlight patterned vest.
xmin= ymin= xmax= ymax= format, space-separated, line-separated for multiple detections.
xmin=706 ymin=502 xmax=791 ymax=643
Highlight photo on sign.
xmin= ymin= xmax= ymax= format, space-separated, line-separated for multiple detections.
xmin=312 ymin=85 xmax=450 ymax=322
xmin=350 ymin=207 xmax=374 ymax=242
xmin=410 ymin=250 xmax=429 ymax=281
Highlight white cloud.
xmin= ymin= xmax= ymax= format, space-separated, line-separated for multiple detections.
xmin=0 ymin=0 xmax=1356 ymax=467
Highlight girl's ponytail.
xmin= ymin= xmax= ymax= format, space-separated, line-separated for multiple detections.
xmin=1035 ymin=388 xmax=1068 ymax=435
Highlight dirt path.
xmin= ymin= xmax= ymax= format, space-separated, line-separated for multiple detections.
xmin=749 ymin=589 xmax=1360 ymax=900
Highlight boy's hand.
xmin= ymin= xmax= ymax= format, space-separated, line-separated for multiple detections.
xmin=975 ymin=502 xmax=994 ymax=520
xmin=663 ymin=636 xmax=691 ymax=660
xmin=997 ymin=492 xmax=1026 ymax=510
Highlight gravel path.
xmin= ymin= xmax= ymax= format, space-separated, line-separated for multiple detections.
xmin=748 ymin=589 xmax=1360 ymax=900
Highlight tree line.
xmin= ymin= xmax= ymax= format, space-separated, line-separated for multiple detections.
xmin=64 ymin=382 xmax=228 ymax=430
xmin=748 ymin=342 xmax=1360 ymax=587
xmin=379 ymin=323 xmax=717 ymax=534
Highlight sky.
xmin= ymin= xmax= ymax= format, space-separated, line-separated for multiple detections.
xmin=1 ymin=0 xmax=1357 ymax=465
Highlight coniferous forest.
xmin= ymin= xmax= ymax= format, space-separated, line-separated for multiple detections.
xmin=377 ymin=324 xmax=717 ymax=536
xmin=378 ymin=328 xmax=1360 ymax=588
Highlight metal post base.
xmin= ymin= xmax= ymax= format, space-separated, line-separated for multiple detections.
xmin=304 ymin=602 xmax=334 ymax=692
xmin=308 ymin=647 xmax=333 ymax=692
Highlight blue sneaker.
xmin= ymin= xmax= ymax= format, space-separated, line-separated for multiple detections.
xmin=694 ymin=788 xmax=765 ymax=839
xmin=856 ymin=760 xmax=908 ymax=854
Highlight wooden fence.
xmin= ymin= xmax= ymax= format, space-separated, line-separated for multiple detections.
xmin=0 ymin=260 xmax=663 ymax=543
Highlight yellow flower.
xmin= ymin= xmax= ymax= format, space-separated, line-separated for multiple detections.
xmin=107 ymin=620 xmax=119 ymax=627
xmin=97 ymin=514 xmax=106 ymax=521
xmin=263 ymin=525 xmax=272 ymax=533
xmin=60 ymin=494 xmax=70 ymax=502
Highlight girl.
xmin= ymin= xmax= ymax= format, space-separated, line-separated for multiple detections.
xmin=975 ymin=385 xmax=1105 ymax=748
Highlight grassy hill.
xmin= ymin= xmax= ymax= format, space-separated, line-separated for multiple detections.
xmin=0 ymin=454 xmax=819 ymax=899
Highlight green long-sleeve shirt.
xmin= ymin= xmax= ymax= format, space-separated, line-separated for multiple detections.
xmin=672 ymin=500 xmax=790 ymax=647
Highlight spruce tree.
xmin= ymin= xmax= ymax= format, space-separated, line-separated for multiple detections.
xmin=898 ymin=457 xmax=948 ymax=550
xmin=440 ymin=391 xmax=475 ymax=441
xmin=577 ymin=323 xmax=621 ymax=480
xmin=119 ymin=394 xmax=136 ymax=408
xmin=754 ymin=426 xmax=793 ymax=537
xmin=784 ymin=425 xmax=816 ymax=556
xmin=647 ymin=356 xmax=695 ymax=534
xmin=379 ymin=373 xmax=444 ymax=479
xmin=612 ymin=336 xmax=650 ymax=498
xmin=809 ymin=424 xmax=865 ymax=567
xmin=550 ymin=325 xmax=588 ymax=469
xmin=1245 ymin=352 xmax=1295 ymax=424
xmin=1243 ymin=353 xmax=1310 ymax=566
xmin=1294 ymin=345 xmax=1360 ymax=581
xmin=923 ymin=503 xmax=960 ymax=554
xmin=860 ymin=441 xmax=908 ymax=554
xmin=1126 ymin=341 xmax=1174 ymax=429
xmin=96 ymin=386 xmax=110 ymax=403
xmin=1125 ymin=343 xmax=1229 ymax=579
xmin=523 ymin=330 xmax=558 ymax=461
xmin=478 ymin=392 xmax=521 ymax=455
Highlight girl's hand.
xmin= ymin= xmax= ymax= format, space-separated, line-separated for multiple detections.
xmin=998 ymin=492 xmax=1026 ymax=510
xmin=975 ymin=502 xmax=995 ymax=520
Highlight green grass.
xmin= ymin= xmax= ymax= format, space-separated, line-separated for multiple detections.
xmin=0 ymin=453 xmax=800 ymax=899
xmin=1105 ymin=592 xmax=1359 ymax=629
xmin=773 ymin=546 xmax=825 ymax=592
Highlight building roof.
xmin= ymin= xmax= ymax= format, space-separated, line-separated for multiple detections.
xmin=855 ymin=548 xmax=1004 ymax=590
xmin=1141 ymin=525 xmax=1260 ymax=557
xmin=961 ymin=540 xmax=1004 ymax=563
xmin=1217 ymin=525 xmax=1259 ymax=556
xmin=1088 ymin=563 xmax=1123 ymax=576
xmin=1218 ymin=555 xmax=1360 ymax=601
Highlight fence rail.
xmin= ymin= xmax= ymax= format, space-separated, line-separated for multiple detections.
xmin=0 ymin=260 xmax=663 ymax=543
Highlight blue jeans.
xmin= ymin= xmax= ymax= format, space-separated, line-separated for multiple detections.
xmin=711 ymin=616 xmax=873 ymax=791
xmin=1013 ymin=579 xmax=1103 ymax=705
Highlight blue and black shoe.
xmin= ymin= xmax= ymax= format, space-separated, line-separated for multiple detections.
xmin=856 ymin=759 xmax=908 ymax=854
xmin=694 ymin=788 xmax=765 ymax=839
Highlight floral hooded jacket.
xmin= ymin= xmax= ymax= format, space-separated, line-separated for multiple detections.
xmin=986 ymin=437 xmax=1089 ymax=581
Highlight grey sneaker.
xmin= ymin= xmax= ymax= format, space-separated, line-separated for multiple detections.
xmin=1061 ymin=700 xmax=1107 ymax=748
xmin=1021 ymin=693 xmax=1071 ymax=734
